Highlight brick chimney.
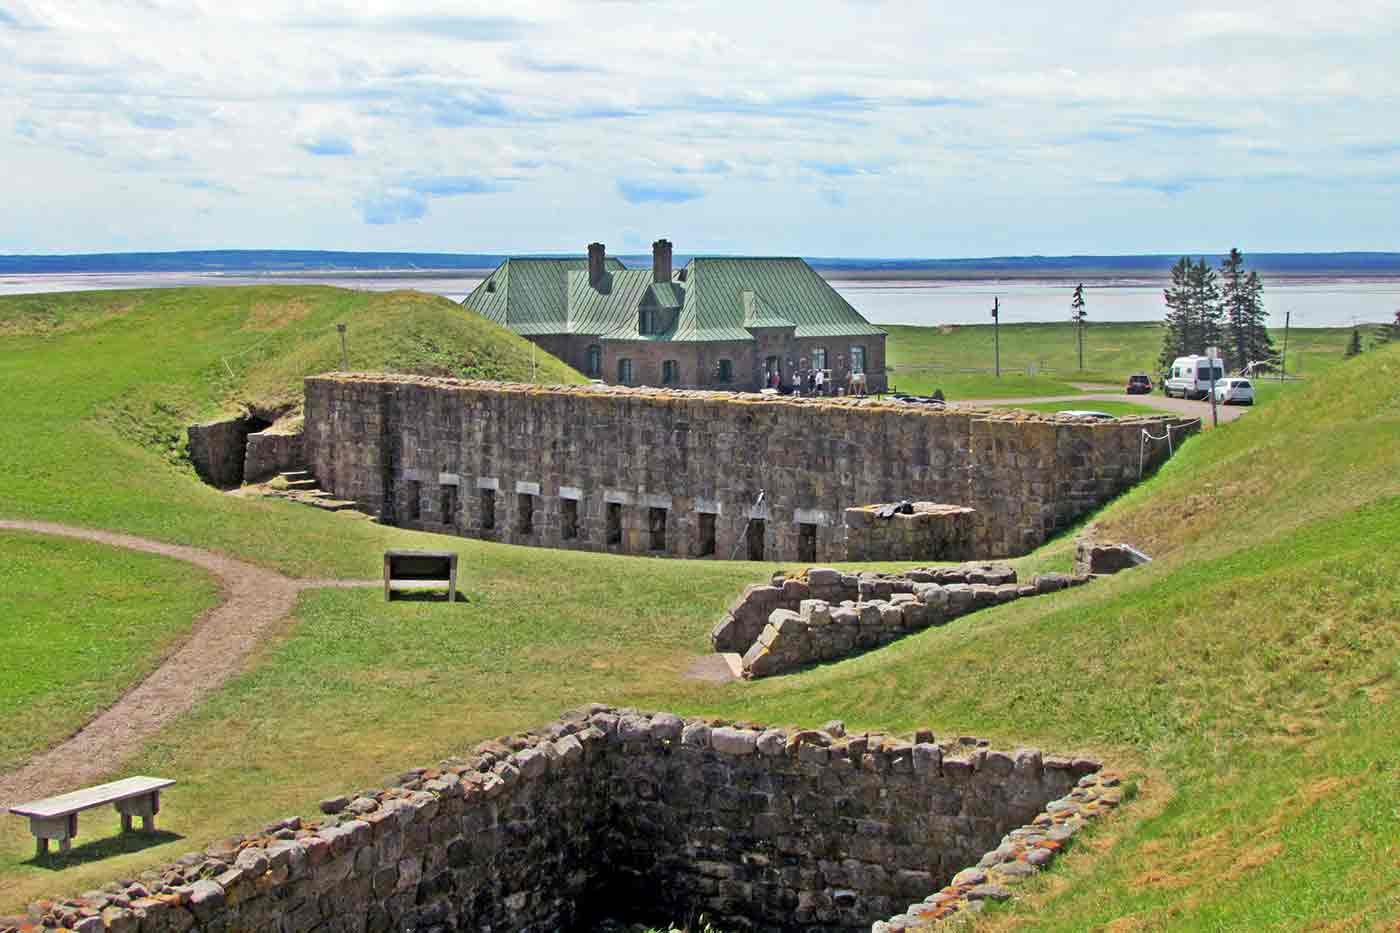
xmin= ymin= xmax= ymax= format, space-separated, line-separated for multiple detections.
xmin=588 ymin=242 xmax=605 ymax=287
xmin=652 ymin=238 xmax=673 ymax=283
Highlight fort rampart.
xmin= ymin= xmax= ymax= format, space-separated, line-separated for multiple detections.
xmin=303 ymin=374 xmax=1193 ymax=561
xmin=12 ymin=707 xmax=1122 ymax=933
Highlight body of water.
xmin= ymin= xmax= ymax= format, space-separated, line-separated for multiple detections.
xmin=2 ymin=271 xmax=1397 ymax=329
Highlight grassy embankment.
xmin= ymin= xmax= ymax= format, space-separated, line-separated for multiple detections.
xmin=885 ymin=320 xmax=1355 ymax=404
xmin=1 ymin=286 xmax=1398 ymax=928
xmin=0 ymin=533 xmax=220 ymax=774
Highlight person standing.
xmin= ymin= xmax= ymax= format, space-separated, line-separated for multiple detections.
xmin=814 ymin=368 xmax=825 ymax=396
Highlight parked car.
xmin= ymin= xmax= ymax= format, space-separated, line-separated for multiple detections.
xmin=1164 ymin=355 xmax=1226 ymax=399
xmin=1056 ymin=409 xmax=1116 ymax=420
xmin=1213 ymin=377 xmax=1255 ymax=406
xmin=1126 ymin=374 xmax=1152 ymax=394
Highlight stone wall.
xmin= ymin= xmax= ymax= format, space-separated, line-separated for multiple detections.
xmin=304 ymin=375 xmax=1196 ymax=561
xmin=243 ymin=428 xmax=305 ymax=483
xmin=10 ymin=707 xmax=1121 ymax=933
xmin=713 ymin=565 xmax=1089 ymax=678
xmin=187 ymin=416 xmax=265 ymax=488
xmin=843 ymin=503 xmax=976 ymax=563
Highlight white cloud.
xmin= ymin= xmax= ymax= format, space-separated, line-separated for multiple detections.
xmin=2 ymin=0 xmax=1398 ymax=254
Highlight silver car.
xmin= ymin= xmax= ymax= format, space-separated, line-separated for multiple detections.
xmin=1213 ymin=378 xmax=1255 ymax=406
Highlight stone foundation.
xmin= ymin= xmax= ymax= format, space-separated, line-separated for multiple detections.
xmin=243 ymin=427 xmax=305 ymax=483
xmin=10 ymin=707 xmax=1122 ymax=933
xmin=713 ymin=565 xmax=1089 ymax=678
xmin=303 ymin=374 xmax=1197 ymax=561
xmin=843 ymin=503 xmax=976 ymax=563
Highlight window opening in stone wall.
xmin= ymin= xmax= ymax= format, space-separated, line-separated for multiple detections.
xmin=618 ymin=358 xmax=633 ymax=385
xmin=517 ymin=493 xmax=535 ymax=534
xmin=851 ymin=344 xmax=867 ymax=374
xmin=406 ymin=480 xmax=421 ymax=520
xmin=697 ymin=512 xmax=716 ymax=556
xmin=586 ymin=345 xmax=601 ymax=378
xmin=607 ymin=502 xmax=622 ymax=546
xmin=812 ymin=347 xmax=827 ymax=372
xmin=562 ymin=498 xmax=579 ymax=540
xmin=747 ymin=519 xmax=766 ymax=561
xmin=662 ymin=360 xmax=679 ymax=385
xmin=798 ymin=522 xmax=817 ymax=562
xmin=717 ymin=359 xmax=733 ymax=383
xmin=649 ymin=507 xmax=667 ymax=551
xmin=480 ymin=489 xmax=496 ymax=530
xmin=440 ymin=485 xmax=457 ymax=528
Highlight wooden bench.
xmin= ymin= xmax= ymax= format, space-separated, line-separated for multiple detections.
xmin=384 ymin=549 xmax=458 ymax=602
xmin=9 ymin=776 xmax=174 ymax=857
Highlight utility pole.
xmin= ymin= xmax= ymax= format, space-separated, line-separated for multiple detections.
xmin=1207 ymin=345 xmax=1220 ymax=429
xmin=336 ymin=323 xmax=349 ymax=370
xmin=991 ymin=296 xmax=1000 ymax=378
xmin=1280 ymin=310 xmax=1290 ymax=382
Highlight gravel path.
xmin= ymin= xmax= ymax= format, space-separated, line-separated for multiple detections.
xmin=953 ymin=392 xmax=1247 ymax=424
xmin=0 ymin=520 xmax=374 ymax=807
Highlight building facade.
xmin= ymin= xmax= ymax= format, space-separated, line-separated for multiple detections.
xmin=461 ymin=240 xmax=888 ymax=393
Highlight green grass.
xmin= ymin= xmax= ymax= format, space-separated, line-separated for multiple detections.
xmin=885 ymin=321 xmax=1355 ymax=400
xmin=992 ymin=400 xmax=1169 ymax=417
xmin=0 ymin=287 xmax=1398 ymax=928
xmin=0 ymin=532 xmax=220 ymax=773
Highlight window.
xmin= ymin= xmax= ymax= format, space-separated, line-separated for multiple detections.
xmin=517 ymin=493 xmax=535 ymax=534
xmin=607 ymin=502 xmax=623 ymax=546
xmin=716 ymin=359 xmax=733 ymax=384
xmin=480 ymin=489 xmax=496 ymax=530
xmin=639 ymin=309 xmax=655 ymax=335
xmin=850 ymin=345 xmax=867 ymax=374
xmin=812 ymin=347 xmax=827 ymax=371
xmin=441 ymin=485 xmax=457 ymax=528
xmin=618 ymin=358 xmax=633 ymax=385
xmin=586 ymin=345 xmax=601 ymax=378
xmin=697 ymin=512 xmax=716 ymax=557
xmin=662 ymin=360 xmax=679 ymax=385
xmin=406 ymin=480 xmax=421 ymax=520
xmin=562 ymin=498 xmax=579 ymax=540
xmin=798 ymin=523 xmax=817 ymax=562
xmin=747 ymin=519 xmax=766 ymax=561
xmin=649 ymin=507 xmax=667 ymax=551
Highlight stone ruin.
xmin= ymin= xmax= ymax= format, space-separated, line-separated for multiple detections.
xmin=712 ymin=565 xmax=1092 ymax=679
xmin=841 ymin=503 xmax=976 ymax=564
xmin=7 ymin=707 xmax=1125 ymax=933
xmin=187 ymin=414 xmax=302 ymax=488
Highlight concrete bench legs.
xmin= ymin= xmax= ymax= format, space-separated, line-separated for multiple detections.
xmin=115 ymin=791 xmax=160 ymax=834
xmin=27 ymin=791 xmax=160 ymax=857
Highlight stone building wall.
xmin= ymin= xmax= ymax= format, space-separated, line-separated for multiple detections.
xmin=843 ymin=503 xmax=977 ymax=563
xmin=303 ymin=375 xmax=1195 ymax=561
xmin=12 ymin=707 xmax=1119 ymax=933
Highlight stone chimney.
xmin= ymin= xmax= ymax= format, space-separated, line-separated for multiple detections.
xmin=652 ymin=238 xmax=673 ymax=283
xmin=588 ymin=242 xmax=606 ymax=287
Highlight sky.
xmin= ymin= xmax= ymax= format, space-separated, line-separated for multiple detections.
xmin=3 ymin=0 xmax=1399 ymax=257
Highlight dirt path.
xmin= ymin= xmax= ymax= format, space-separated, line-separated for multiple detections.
xmin=0 ymin=520 xmax=374 ymax=807
xmin=954 ymin=392 xmax=1247 ymax=424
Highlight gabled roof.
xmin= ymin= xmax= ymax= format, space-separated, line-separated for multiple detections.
xmin=462 ymin=255 xmax=884 ymax=343
xmin=461 ymin=257 xmax=626 ymax=335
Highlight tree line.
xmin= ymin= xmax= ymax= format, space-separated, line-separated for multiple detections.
xmin=1158 ymin=248 xmax=1273 ymax=372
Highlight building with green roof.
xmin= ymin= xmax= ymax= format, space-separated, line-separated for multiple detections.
xmin=460 ymin=240 xmax=886 ymax=393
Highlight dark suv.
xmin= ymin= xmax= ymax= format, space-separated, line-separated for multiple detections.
xmin=1126 ymin=374 xmax=1152 ymax=395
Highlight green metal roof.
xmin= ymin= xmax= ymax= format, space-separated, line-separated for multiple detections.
xmin=461 ymin=257 xmax=625 ymax=335
xmin=461 ymin=255 xmax=884 ymax=343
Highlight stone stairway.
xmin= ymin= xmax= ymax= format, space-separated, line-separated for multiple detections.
xmin=259 ymin=469 xmax=362 ymax=513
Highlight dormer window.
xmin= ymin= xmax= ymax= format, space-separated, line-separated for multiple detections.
xmin=639 ymin=309 xmax=655 ymax=335
xmin=485 ymin=280 xmax=497 ymax=293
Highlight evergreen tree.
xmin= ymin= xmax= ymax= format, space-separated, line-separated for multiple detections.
xmin=1071 ymin=283 xmax=1087 ymax=370
xmin=1159 ymin=257 xmax=1193 ymax=369
xmin=1219 ymin=248 xmax=1275 ymax=370
xmin=1188 ymin=257 xmax=1224 ymax=358
xmin=1375 ymin=310 xmax=1399 ymax=346
xmin=1345 ymin=326 xmax=1363 ymax=358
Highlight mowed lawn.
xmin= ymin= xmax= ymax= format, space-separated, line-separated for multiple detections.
xmin=0 ymin=532 xmax=220 ymax=774
xmin=0 ymin=287 xmax=1398 ymax=929
xmin=885 ymin=320 xmax=1356 ymax=402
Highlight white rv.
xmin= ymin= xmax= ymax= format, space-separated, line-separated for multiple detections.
xmin=1165 ymin=355 xmax=1225 ymax=400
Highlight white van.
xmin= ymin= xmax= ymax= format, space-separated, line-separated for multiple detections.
xmin=1165 ymin=355 xmax=1225 ymax=400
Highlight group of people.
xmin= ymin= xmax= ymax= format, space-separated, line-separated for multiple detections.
xmin=764 ymin=367 xmax=867 ymax=397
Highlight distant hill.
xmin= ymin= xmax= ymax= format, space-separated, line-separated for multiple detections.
xmin=3 ymin=249 xmax=1399 ymax=279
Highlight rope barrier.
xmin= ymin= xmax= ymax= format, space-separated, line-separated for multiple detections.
xmin=1138 ymin=419 xmax=1202 ymax=480
xmin=729 ymin=489 xmax=767 ymax=561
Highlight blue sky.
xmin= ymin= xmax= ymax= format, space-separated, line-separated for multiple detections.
xmin=3 ymin=0 xmax=1399 ymax=256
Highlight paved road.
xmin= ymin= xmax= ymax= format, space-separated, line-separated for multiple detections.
xmin=0 ymin=520 xmax=374 ymax=807
xmin=953 ymin=392 xmax=1249 ymax=425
